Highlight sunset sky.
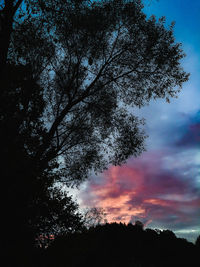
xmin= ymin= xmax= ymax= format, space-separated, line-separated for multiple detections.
xmin=74 ymin=0 xmax=200 ymax=242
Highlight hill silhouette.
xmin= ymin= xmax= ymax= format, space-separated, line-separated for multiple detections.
xmin=43 ymin=222 xmax=199 ymax=267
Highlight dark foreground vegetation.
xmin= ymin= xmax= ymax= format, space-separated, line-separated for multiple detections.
xmin=12 ymin=223 xmax=200 ymax=267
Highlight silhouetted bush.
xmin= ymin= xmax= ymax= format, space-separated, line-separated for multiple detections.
xmin=43 ymin=223 xmax=199 ymax=267
xmin=195 ymin=235 xmax=200 ymax=247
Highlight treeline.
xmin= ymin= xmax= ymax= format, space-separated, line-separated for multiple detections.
xmin=5 ymin=221 xmax=200 ymax=266
xmin=43 ymin=223 xmax=199 ymax=267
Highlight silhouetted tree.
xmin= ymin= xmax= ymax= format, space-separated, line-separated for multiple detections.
xmin=195 ymin=235 xmax=200 ymax=247
xmin=1 ymin=0 xmax=189 ymax=181
xmin=135 ymin=220 xmax=144 ymax=229
xmin=82 ymin=207 xmax=107 ymax=228
xmin=44 ymin=223 xmax=199 ymax=267
xmin=1 ymin=0 xmax=189 ymax=263
xmin=1 ymin=63 xmax=84 ymax=265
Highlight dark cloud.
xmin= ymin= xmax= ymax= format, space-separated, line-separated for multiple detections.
xmin=174 ymin=111 xmax=200 ymax=148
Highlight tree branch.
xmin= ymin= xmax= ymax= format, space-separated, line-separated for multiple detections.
xmin=13 ymin=0 xmax=23 ymax=15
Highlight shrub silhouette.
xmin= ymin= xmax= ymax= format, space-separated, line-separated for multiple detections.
xmin=44 ymin=223 xmax=199 ymax=267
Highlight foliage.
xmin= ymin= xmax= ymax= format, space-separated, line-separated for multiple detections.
xmin=195 ymin=235 xmax=200 ymax=247
xmin=45 ymin=223 xmax=199 ymax=267
xmin=0 ymin=1 xmax=189 ymax=263
xmin=82 ymin=207 xmax=107 ymax=228
xmin=1 ymin=0 xmax=189 ymax=184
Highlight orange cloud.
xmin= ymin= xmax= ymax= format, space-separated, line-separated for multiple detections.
xmin=80 ymin=165 xmax=147 ymax=223
xmin=144 ymin=198 xmax=170 ymax=206
xmin=79 ymin=150 xmax=200 ymax=230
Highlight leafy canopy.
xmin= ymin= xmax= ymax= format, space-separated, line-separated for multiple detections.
xmin=0 ymin=0 xmax=189 ymax=250
xmin=2 ymin=0 xmax=188 ymax=185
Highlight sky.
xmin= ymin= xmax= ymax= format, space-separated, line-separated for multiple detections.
xmin=73 ymin=0 xmax=200 ymax=242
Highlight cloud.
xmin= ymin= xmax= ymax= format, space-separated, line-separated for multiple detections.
xmin=80 ymin=147 xmax=200 ymax=235
xmin=175 ymin=111 xmax=200 ymax=148
xmin=78 ymin=110 xmax=200 ymax=243
xmin=65 ymin=0 xmax=200 ymax=244
xmin=78 ymin=52 xmax=200 ymax=241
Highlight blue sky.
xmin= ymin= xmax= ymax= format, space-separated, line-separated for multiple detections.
xmin=76 ymin=0 xmax=200 ymax=243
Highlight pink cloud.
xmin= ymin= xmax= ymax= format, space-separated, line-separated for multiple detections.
xmin=80 ymin=150 xmax=200 ymax=228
